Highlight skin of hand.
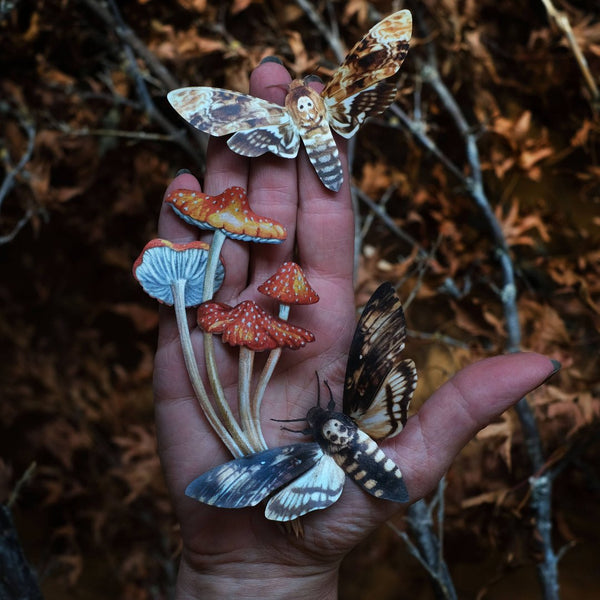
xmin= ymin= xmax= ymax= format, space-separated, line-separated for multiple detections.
xmin=153 ymin=60 xmax=559 ymax=599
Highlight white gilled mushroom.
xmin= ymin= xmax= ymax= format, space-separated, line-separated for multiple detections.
xmin=133 ymin=239 xmax=251 ymax=456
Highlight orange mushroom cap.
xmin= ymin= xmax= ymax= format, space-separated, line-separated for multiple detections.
xmin=197 ymin=300 xmax=315 ymax=352
xmin=165 ymin=186 xmax=287 ymax=244
xmin=257 ymin=261 xmax=319 ymax=305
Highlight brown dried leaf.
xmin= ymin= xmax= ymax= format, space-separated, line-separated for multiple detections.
xmin=177 ymin=0 xmax=207 ymax=12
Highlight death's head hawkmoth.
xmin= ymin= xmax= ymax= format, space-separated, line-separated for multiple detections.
xmin=168 ymin=10 xmax=412 ymax=192
xmin=185 ymin=282 xmax=418 ymax=521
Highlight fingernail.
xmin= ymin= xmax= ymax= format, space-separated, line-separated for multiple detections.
xmin=260 ymin=55 xmax=283 ymax=65
xmin=542 ymin=359 xmax=561 ymax=385
xmin=304 ymin=74 xmax=323 ymax=84
xmin=175 ymin=168 xmax=192 ymax=177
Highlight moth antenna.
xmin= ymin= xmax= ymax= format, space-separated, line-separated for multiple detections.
xmin=324 ymin=380 xmax=336 ymax=411
xmin=315 ymin=371 xmax=322 ymax=407
xmin=271 ymin=417 xmax=306 ymax=423
xmin=280 ymin=425 xmax=311 ymax=435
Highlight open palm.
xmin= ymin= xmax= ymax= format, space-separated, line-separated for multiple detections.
xmin=152 ymin=61 xmax=557 ymax=598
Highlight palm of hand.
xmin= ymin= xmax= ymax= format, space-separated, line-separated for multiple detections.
xmin=150 ymin=60 xmax=556 ymax=585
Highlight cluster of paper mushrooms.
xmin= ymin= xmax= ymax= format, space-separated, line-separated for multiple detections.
xmin=133 ymin=186 xmax=319 ymax=458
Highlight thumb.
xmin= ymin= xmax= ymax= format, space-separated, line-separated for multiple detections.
xmin=398 ymin=352 xmax=558 ymax=499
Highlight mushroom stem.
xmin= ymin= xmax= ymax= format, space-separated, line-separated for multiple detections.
xmin=201 ymin=230 xmax=254 ymax=455
xmin=278 ymin=304 xmax=290 ymax=321
xmin=238 ymin=347 xmax=265 ymax=451
xmin=251 ymin=302 xmax=289 ymax=447
xmin=251 ymin=346 xmax=282 ymax=449
xmin=171 ymin=279 xmax=244 ymax=457
xmin=202 ymin=231 xmax=226 ymax=302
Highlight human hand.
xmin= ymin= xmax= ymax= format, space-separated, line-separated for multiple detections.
xmin=152 ymin=59 xmax=558 ymax=599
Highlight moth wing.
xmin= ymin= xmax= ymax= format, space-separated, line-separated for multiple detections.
xmin=228 ymin=126 xmax=300 ymax=158
xmin=321 ymin=10 xmax=411 ymax=137
xmin=264 ymin=453 xmax=346 ymax=521
xmin=322 ymin=10 xmax=411 ymax=104
xmin=352 ymin=359 xmax=417 ymax=440
xmin=168 ymin=87 xmax=300 ymax=157
xmin=343 ymin=282 xmax=416 ymax=438
xmin=185 ymin=443 xmax=321 ymax=509
xmin=333 ymin=428 xmax=409 ymax=502
xmin=326 ymin=82 xmax=399 ymax=138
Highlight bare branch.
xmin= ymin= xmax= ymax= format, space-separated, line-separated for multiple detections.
xmin=539 ymin=0 xmax=599 ymax=107
xmin=294 ymin=0 xmax=346 ymax=64
xmin=389 ymin=479 xmax=458 ymax=600
xmin=78 ymin=0 xmax=207 ymax=166
xmin=0 ymin=113 xmax=35 ymax=214
xmin=353 ymin=185 xmax=425 ymax=256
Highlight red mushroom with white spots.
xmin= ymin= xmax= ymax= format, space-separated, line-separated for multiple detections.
xmin=252 ymin=262 xmax=320 ymax=441
xmin=165 ymin=186 xmax=287 ymax=300
xmin=198 ymin=299 xmax=314 ymax=450
xmin=258 ymin=261 xmax=319 ymax=320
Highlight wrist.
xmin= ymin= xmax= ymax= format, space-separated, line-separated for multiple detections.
xmin=175 ymin=550 xmax=339 ymax=600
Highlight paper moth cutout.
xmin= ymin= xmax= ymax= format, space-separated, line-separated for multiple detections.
xmin=168 ymin=10 xmax=412 ymax=192
xmin=186 ymin=282 xmax=418 ymax=521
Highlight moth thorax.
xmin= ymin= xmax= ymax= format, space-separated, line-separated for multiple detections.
xmin=285 ymin=81 xmax=325 ymax=127
xmin=321 ymin=418 xmax=353 ymax=447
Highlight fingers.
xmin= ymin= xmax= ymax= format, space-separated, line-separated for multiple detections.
xmin=156 ymin=172 xmax=205 ymax=346
xmin=294 ymin=81 xmax=355 ymax=294
xmin=399 ymin=352 xmax=559 ymax=498
xmin=244 ymin=61 xmax=299 ymax=290
xmin=158 ymin=171 xmax=203 ymax=242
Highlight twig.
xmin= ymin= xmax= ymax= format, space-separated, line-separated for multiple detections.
xmin=406 ymin=329 xmax=470 ymax=350
xmin=77 ymin=0 xmax=207 ymax=166
xmin=294 ymin=0 xmax=346 ymax=63
xmin=7 ymin=462 xmax=37 ymax=509
xmin=389 ymin=479 xmax=457 ymax=600
xmin=0 ymin=112 xmax=35 ymax=214
xmin=0 ymin=110 xmax=37 ymax=244
xmin=539 ymin=0 xmax=599 ymax=107
xmin=359 ymin=184 xmax=395 ymax=240
xmin=353 ymin=185 xmax=426 ymax=256
xmin=404 ymin=17 xmax=560 ymax=597
xmin=59 ymin=126 xmax=178 ymax=142
xmin=78 ymin=0 xmax=179 ymax=90
xmin=0 ymin=208 xmax=34 ymax=245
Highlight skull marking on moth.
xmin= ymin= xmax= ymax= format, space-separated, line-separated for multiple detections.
xmin=322 ymin=418 xmax=353 ymax=446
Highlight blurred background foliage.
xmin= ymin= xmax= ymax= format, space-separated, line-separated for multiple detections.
xmin=0 ymin=0 xmax=599 ymax=598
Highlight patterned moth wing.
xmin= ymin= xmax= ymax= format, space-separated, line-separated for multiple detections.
xmin=264 ymin=451 xmax=346 ymax=521
xmin=167 ymin=10 xmax=412 ymax=192
xmin=185 ymin=443 xmax=322 ymax=508
xmin=185 ymin=441 xmax=346 ymax=521
xmin=323 ymin=9 xmax=412 ymax=138
xmin=167 ymin=88 xmax=300 ymax=158
xmin=343 ymin=282 xmax=417 ymax=440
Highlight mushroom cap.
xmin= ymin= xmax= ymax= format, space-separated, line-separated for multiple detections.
xmin=257 ymin=261 xmax=319 ymax=305
xmin=197 ymin=300 xmax=315 ymax=351
xmin=165 ymin=186 xmax=287 ymax=244
xmin=133 ymin=238 xmax=225 ymax=306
